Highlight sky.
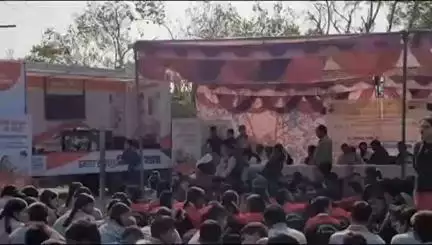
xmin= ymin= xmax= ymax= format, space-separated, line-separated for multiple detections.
xmin=0 ymin=1 xmax=390 ymax=59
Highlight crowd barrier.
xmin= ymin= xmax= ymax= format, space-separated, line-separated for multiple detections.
xmin=281 ymin=164 xmax=416 ymax=179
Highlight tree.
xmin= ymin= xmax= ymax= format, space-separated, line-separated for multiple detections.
xmin=26 ymin=1 xmax=166 ymax=69
xmin=182 ymin=1 xmax=300 ymax=39
xmin=388 ymin=1 xmax=432 ymax=30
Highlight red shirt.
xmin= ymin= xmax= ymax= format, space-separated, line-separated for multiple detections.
xmin=235 ymin=212 xmax=264 ymax=224
xmin=283 ymin=203 xmax=307 ymax=213
xmin=131 ymin=203 xmax=150 ymax=213
xmin=334 ymin=196 xmax=361 ymax=211
xmin=174 ymin=202 xmax=210 ymax=228
xmin=304 ymin=213 xmax=341 ymax=233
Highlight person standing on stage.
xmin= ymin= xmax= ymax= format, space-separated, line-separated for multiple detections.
xmin=311 ymin=125 xmax=333 ymax=166
xmin=413 ymin=117 xmax=432 ymax=210
xmin=236 ymin=125 xmax=250 ymax=150
xmin=121 ymin=139 xmax=141 ymax=186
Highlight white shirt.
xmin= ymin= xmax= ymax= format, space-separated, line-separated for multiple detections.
xmin=268 ymin=223 xmax=307 ymax=245
xmin=215 ymin=156 xmax=236 ymax=178
xmin=391 ymin=231 xmax=421 ymax=244
xmin=329 ymin=224 xmax=385 ymax=245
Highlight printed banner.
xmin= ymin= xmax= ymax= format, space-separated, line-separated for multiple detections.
xmin=30 ymin=149 xmax=171 ymax=176
xmin=0 ymin=60 xmax=26 ymax=116
xmin=172 ymin=118 xmax=205 ymax=174
xmin=0 ymin=115 xmax=32 ymax=186
xmin=327 ymin=99 xmax=420 ymax=156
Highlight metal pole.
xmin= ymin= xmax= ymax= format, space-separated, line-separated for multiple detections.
xmin=133 ymin=47 xmax=145 ymax=195
xmin=401 ymin=30 xmax=409 ymax=179
xmin=98 ymin=129 xmax=106 ymax=206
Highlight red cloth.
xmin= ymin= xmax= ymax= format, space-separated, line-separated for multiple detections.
xmin=131 ymin=203 xmax=150 ymax=213
xmin=415 ymin=191 xmax=432 ymax=211
xmin=283 ymin=203 xmax=307 ymax=213
xmin=334 ymin=196 xmax=361 ymax=211
xmin=331 ymin=207 xmax=351 ymax=220
xmin=235 ymin=212 xmax=264 ymax=224
xmin=304 ymin=214 xmax=341 ymax=233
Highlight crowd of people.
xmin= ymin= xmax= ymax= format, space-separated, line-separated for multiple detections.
xmin=0 ymin=117 xmax=431 ymax=244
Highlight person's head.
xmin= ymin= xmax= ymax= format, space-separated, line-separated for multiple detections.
xmin=25 ymin=224 xmax=51 ymax=245
xmin=240 ymin=222 xmax=268 ymax=244
xmin=109 ymin=202 xmax=132 ymax=227
xmin=24 ymin=196 xmax=38 ymax=206
xmin=342 ymin=232 xmax=366 ymax=245
xmin=125 ymin=139 xmax=138 ymax=150
xmin=21 ymin=185 xmax=39 ymax=198
xmin=0 ymin=198 xmax=28 ymax=233
xmin=121 ymin=226 xmax=144 ymax=244
xmin=397 ymin=141 xmax=407 ymax=153
xmin=221 ymin=190 xmax=239 ymax=214
xmin=370 ymin=139 xmax=381 ymax=151
xmin=40 ymin=189 xmax=59 ymax=210
xmin=238 ymin=125 xmax=246 ymax=135
xmin=267 ymin=234 xmax=300 ymax=244
xmin=74 ymin=186 xmax=92 ymax=197
xmin=351 ymin=201 xmax=372 ymax=225
xmin=27 ymin=202 xmax=49 ymax=223
xmin=111 ymin=192 xmax=131 ymax=207
xmin=358 ymin=142 xmax=368 ymax=152
xmin=184 ymin=186 xmax=206 ymax=209
xmin=210 ymin=126 xmax=217 ymax=136
xmin=272 ymin=144 xmax=284 ymax=158
xmin=62 ymin=193 xmax=95 ymax=228
xmin=307 ymin=145 xmax=316 ymax=155
xmin=310 ymin=196 xmax=332 ymax=216
xmin=151 ymin=215 xmax=180 ymax=244
xmin=412 ymin=210 xmax=432 ymax=243
xmin=65 ymin=219 xmax=101 ymax=244
xmin=202 ymin=202 xmax=228 ymax=229
xmin=420 ymin=117 xmax=432 ymax=142
xmin=246 ymin=194 xmax=266 ymax=213
xmin=391 ymin=206 xmax=416 ymax=233
xmin=341 ymin=143 xmax=350 ymax=154
xmin=1 ymin=185 xmax=20 ymax=198
xmin=315 ymin=124 xmax=328 ymax=139
xmin=264 ymin=205 xmax=286 ymax=227
xmin=199 ymin=219 xmax=222 ymax=244
xmin=227 ymin=128 xmax=234 ymax=138
xmin=159 ymin=190 xmax=173 ymax=209
xmin=65 ymin=182 xmax=83 ymax=208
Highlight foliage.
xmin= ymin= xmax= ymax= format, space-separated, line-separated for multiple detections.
xmin=26 ymin=1 xmax=166 ymax=69
xmin=182 ymin=1 xmax=300 ymax=39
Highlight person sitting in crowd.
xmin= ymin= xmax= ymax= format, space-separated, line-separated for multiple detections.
xmin=369 ymin=140 xmax=390 ymax=165
xmin=206 ymin=126 xmax=223 ymax=156
xmin=329 ymin=201 xmax=385 ymax=244
xmin=122 ymin=225 xmax=144 ymax=244
xmin=0 ymin=197 xmax=27 ymax=243
xmin=58 ymin=182 xmax=82 ymax=216
xmin=21 ymin=185 xmax=39 ymax=199
xmin=10 ymin=202 xmax=63 ymax=244
xmin=64 ymin=219 xmax=101 ymax=244
xmin=337 ymin=143 xmax=364 ymax=165
xmin=411 ymin=210 xmax=432 ymax=244
xmin=240 ymin=222 xmax=268 ymax=244
xmin=358 ymin=142 xmax=372 ymax=164
xmin=39 ymin=190 xmax=59 ymax=226
xmin=0 ymin=185 xmax=25 ymax=210
xmin=99 ymin=202 xmax=133 ymax=244
xmin=390 ymin=206 xmax=419 ymax=244
xmin=53 ymin=193 xmax=95 ymax=236
xmin=146 ymin=215 xmax=181 ymax=244
xmin=342 ymin=232 xmax=367 ymax=245
xmin=264 ymin=204 xmax=307 ymax=244
xmin=394 ymin=141 xmax=414 ymax=165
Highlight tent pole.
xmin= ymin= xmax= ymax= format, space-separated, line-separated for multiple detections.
xmin=401 ymin=30 xmax=409 ymax=179
xmin=133 ymin=47 xmax=145 ymax=196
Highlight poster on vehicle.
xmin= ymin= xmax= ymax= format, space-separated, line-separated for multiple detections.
xmin=172 ymin=118 xmax=205 ymax=175
xmin=0 ymin=115 xmax=32 ymax=186
xmin=0 ymin=60 xmax=26 ymax=116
